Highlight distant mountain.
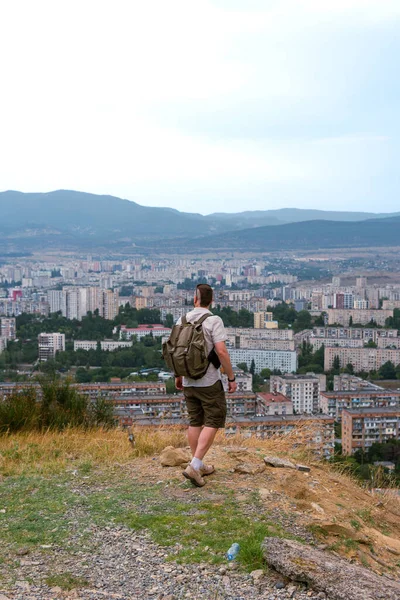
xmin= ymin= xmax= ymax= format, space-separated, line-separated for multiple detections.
xmin=205 ymin=207 xmax=400 ymax=228
xmin=179 ymin=216 xmax=400 ymax=252
xmin=0 ymin=190 xmax=399 ymax=252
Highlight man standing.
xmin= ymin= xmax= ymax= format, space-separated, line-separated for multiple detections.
xmin=175 ymin=284 xmax=237 ymax=487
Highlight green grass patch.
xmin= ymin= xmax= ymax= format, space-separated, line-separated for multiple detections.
xmin=121 ymin=495 xmax=284 ymax=571
xmin=0 ymin=476 xmax=78 ymax=553
xmin=45 ymin=572 xmax=89 ymax=591
xmin=350 ymin=519 xmax=362 ymax=531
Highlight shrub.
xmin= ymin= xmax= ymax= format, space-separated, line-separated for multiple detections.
xmin=0 ymin=378 xmax=116 ymax=433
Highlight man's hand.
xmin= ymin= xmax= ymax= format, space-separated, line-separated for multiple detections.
xmin=228 ymin=380 xmax=237 ymax=393
xmin=175 ymin=376 xmax=183 ymax=390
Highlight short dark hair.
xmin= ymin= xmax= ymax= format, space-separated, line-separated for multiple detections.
xmin=196 ymin=284 xmax=213 ymax=307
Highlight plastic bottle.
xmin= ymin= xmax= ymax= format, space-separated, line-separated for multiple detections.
xmin=226 ymin=543 xmax=240 ymax=560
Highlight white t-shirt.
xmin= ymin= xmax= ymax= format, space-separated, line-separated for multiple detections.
xmin=176 ymin=307 xmax=228 ymax=388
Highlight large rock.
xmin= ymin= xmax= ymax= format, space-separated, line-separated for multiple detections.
xmin=262 ymin=537 xmax=400 ymax=600
xmin=264 ymin=455 xmax=296 ymax=469
xmin=160 ymin=446 xmax=191 ymax=467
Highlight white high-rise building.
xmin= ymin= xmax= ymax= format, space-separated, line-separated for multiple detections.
xmin=38 ymin=333 xmax=65 ymax=361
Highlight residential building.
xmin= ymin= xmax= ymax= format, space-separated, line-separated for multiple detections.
xmin=74 ymin=340 xmax=133 ymax=351
xmin=333 ymin=374 xmax=384 ymax=392
xmin=320 ymin=390 xmax=400 ymax=421
xmin=342 ymin=407 xmax=400 ymax=455
xmin=324 ymin=347 xmax=400 ymax=372
xmin=254 ymin=311 xmax=276 ymax=328
xmin=228 ymin=349 xmax=297 ymax=374
xmin=0 ymin=317 xmax=16 ymax=340
xmin=225 ymin=327 xmax=293 ymax=340
xmin=270 ymin=373 xmax=326 ymax=414
xmin=118 ymin=324 xmax=171 ymax=340
xmin=326 ymin=308 xmax=393 ymax=326
xmin=310 ymin=327 xmax=397 ymax=341
xmin=38 ymin=333 xmax=65 ymax=361
xmin=256 ymin=392 xmax=293 ymax=416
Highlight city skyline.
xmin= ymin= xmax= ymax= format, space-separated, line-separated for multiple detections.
xmin=1 ymin=1 xmax=400 ymax=214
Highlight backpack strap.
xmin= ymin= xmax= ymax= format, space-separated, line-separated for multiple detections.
xmin=194 ymin=313 xmax=212 ymax=328
xmin=181 ymin=314 xmax=187 ymax=325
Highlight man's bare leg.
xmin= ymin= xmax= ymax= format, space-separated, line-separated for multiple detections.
xmin=188 ymin=426 xmax=202 ymax=456
xmin=193 ymin=426 xmax=218 ymax=461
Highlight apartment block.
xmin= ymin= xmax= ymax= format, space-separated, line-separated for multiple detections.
xmin=0 ymin=381 xmax=166 ymax=401
xmin=225 ymin=328 xmax=294 ymax=340
xmin=256 ymin=392 xmax=293 ymax=416
xmin=0 ymin=317 xmax=16 ymax=340
xmin=254 ymin=311 xmax=277 ymax=329
xmin=224 ymin=414 xmax=335 ymax=458
xmin=324 ymin=347 xmax=400 ymax=372
xmin=74 ymin=340 xmax=133 ymax=351
xmin=118 ymin=324 xmax=172 ymax=340
xmin=333 ymin=374 xmax=384 ymax=392
xmin=38 ymin=333 xmax=65 ymax=361
xmin=377 ymin=337 xmax=400 ymax=349
xmin=226 ymin=332 xmax=295 ymax=351
xmin=326 ymin=308 xmax=393 ymax=326
xmin=228 ymin=349 xmax=297 ymax=374
xmin=320 ymin=390 xmax=400 ymax=421
xmin=270 ymin=373 xmax=326 ymax=414
xmin=310 ymin=327 xmax=397 ymax=341
xmin=342 ymin=407 xmax=400 ymax=455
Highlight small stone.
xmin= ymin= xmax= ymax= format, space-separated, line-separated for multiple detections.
xmin=0 ymin=509 xmax=6 ymax=513
xmin=222 ymin=576 xmax=230 ymax=586
xmin=296 ymin=464 xmax=311 ymax=472
xmin=0 ymin=594 xmax=11 ymax=600
xmin=317 ymin=593 xmax=327 ymax=599
xmin=218 ymin=567 xmax=227 ymax=575
xmin=311 ymin=502 xmax=325 ymax=514
xmin=15 ymin=581 xmax=30 ymax=591
xmin=287 ymin=585 xmax=297 ymax=597
xmin=275 ymin=581 xmax=285 ymax=589
xmin=16 ymin=548 xmax=30 ymax=556
xmin=50 ymin=587 xmax=63 ymax=593
xmin=250 ymin=569 xmax=264 ymax=582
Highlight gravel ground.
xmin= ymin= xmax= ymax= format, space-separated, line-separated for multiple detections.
xmin=1 ymin=523 xmax=331 ymax=600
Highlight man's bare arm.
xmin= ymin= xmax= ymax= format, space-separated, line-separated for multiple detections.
xmin=214 ymin=341 xmax=237 ymax=393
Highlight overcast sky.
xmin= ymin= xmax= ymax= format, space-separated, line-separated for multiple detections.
xmin=1 ymin=0 xmax=399 ymax=215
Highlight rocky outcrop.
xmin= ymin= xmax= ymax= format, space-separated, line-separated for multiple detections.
xmin=264 ymin=455 xmax=296 ymax=469
xmin=160 ymin=446 xmax=191 ymax=467
xmin=262 ymin=537 xmax=400 ymax=600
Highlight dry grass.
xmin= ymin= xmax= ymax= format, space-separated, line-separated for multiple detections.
xmin=0 ymin=421 xmax=324 ymax=477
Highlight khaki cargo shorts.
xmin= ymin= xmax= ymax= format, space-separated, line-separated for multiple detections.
xmin=184 ymin=380 xmax=227 ymax=429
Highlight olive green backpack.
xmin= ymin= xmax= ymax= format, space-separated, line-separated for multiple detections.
xmin=162 ymin=313 xmax=214 ymax=380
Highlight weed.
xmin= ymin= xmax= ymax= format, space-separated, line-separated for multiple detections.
xmin=45 ymin=572 xmax=89 ymax=591
xmin=350 ymin=519 xmax=362 ymax=531
xmin=355 ymin=508 xmax=375 ymax=526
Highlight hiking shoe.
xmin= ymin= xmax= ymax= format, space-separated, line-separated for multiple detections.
xmin=183 ymin=464 xmax=205 ymax=487
xmin=200 ymin=464 xmax=215 ymax=476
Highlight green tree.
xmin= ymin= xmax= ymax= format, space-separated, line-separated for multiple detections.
xmin=164 ymin=313 xmax=174 ymax=328
xmin=237 ymin=362 xmax=248 ymax=373
xmin=333 ymin=355 xmax=340 ymax=372
xmin=249 ymin=359 xmax=256 ymax=375
xmin=378 ymin=361 xmax=396 ymax=380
